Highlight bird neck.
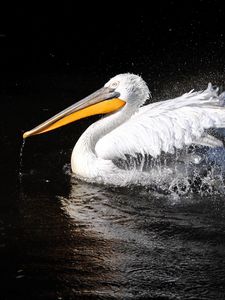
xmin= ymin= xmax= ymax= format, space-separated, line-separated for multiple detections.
xmin=76 ymin=107 xmax=133 ymax=153
xmin=71 ymin=106 xmax=135 ymax=178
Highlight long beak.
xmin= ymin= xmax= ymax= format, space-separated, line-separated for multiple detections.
xmin=23 ymin=87 xmax=125 ymax=139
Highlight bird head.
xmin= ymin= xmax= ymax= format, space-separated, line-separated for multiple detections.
xmin=105 ymin=73 xmax=150 ymax=108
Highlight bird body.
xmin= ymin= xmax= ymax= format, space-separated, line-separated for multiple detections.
xmin=23 ymin=73 xmax=225 ymax=186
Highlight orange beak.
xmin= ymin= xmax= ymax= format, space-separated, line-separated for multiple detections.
xmin=23 ymin=87 xmax=125 ymax=139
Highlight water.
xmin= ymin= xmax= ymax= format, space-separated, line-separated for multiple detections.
xmin=1 ymin=72 xmax=225 ymax=299
xmin=16 ymin=172 xmax=225 ymax=299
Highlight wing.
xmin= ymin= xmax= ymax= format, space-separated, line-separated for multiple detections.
xmin=95 ymin=84 xmax=225 ymax=160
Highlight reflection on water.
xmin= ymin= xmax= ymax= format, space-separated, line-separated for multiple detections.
xmin=59 ymin=176 xmax=225 ymax=299
xmin=14 ymin=167 xmax=225 ymax=299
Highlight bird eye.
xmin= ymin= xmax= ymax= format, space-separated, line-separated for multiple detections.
xmin=110 ymin=81 xmax=119 ymax=89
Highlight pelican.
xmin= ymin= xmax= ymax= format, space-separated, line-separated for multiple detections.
xmin=23 ymin=73 xmax=225 ymax=186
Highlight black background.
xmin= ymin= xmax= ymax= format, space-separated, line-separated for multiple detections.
xmin=1 ymin=1 xmax=225 ymax=77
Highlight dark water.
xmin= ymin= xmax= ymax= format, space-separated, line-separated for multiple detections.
xmin=1 ymin=72 xmax=225 ymax=300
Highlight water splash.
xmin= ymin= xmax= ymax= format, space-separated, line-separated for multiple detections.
xmin=67 ymin=146 xmax=225 ymax=197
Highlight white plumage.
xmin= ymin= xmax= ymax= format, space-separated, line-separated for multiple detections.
xmin=71 ymin=73 xmax=225 ymax=186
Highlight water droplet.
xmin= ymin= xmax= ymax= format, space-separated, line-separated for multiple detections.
xmin=17 ymin=269 xmax=24 ymax=273
xmin=16 ymin=275 xmax=24 ymax=279
xmin=19 ymin=139 xmax=26 ymax=184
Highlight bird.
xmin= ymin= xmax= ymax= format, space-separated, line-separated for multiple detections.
xmin=23 ymin=73 xmax=225 ymax=186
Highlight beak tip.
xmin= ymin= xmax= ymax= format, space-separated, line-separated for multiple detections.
xmin=23 ymin=131 xmax=29 ymax=139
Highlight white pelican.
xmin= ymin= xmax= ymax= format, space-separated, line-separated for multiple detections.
xmin=23 ymin=73 xmax=225 ymax=186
